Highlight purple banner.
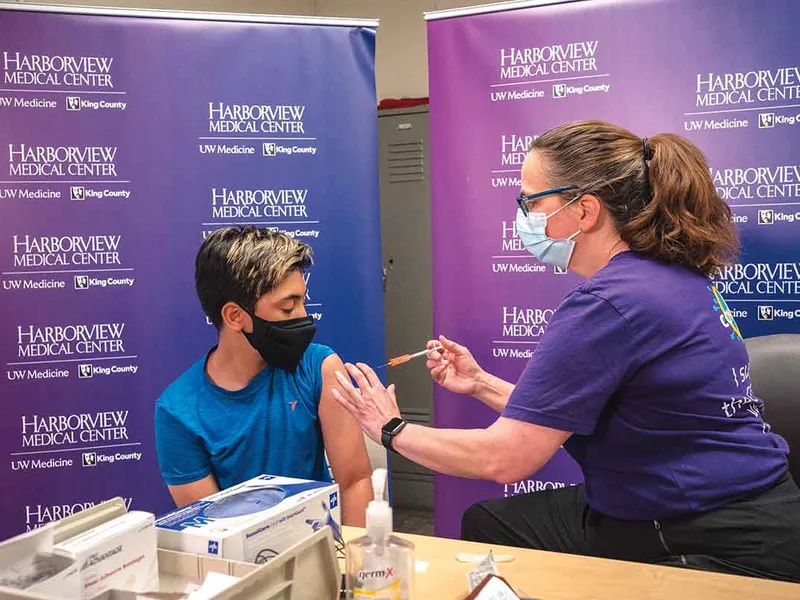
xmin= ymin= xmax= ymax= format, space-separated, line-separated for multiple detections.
xmin=427 ymin=0 xmax=800 ymax=538
xmin=0 ymin=5 xmax=382 ymax=541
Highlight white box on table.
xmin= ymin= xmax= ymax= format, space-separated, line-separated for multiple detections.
xmin=53 ymin=511 xmax=158 ymax=598
xmin=155 ymin=474 xmax=341 ymax=564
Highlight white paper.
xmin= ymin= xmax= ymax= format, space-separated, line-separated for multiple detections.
xmin=474 ymin=576 xmax=519 ymax=599
xmin=0 ymin=554 xmax=68 ymax=590
xmin=467 ymin=551 xmax=500 ymax=592
xmin=0 ymin=525 xmax=80 ymax=596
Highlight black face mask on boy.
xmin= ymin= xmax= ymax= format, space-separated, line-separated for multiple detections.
xmin=242 ymin=313 xmax=317 ymax=372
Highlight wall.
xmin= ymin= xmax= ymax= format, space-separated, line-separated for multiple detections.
xmin=16 ymin=0 xmax=486 ymax=99
xmin=311 ymin=0 xmax=486 ymax=101
xmin=23 ymin=0 xmax=316 ymax=15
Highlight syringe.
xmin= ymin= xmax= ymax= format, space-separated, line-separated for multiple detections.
xmin=378 ymin=345 xmax=440 ymax=369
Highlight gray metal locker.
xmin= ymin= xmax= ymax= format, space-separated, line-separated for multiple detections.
xmin=378 ymin=106 xmax=434 ymax=512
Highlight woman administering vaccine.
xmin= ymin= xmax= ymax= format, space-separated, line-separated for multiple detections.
xmin=332 ymin=120 xmax=800 ymax=582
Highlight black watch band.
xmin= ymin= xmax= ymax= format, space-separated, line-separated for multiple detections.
xmin=381 ymin=417 xmax=407 ymax=453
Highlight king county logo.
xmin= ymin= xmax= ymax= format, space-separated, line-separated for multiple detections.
xmin=709 ymin=285 xmax=743 ymax=342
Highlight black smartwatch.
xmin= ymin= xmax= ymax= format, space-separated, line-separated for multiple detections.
xmin=381 ymin=417 xmax=407 ymax=453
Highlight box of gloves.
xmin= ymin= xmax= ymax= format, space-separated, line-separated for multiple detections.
xmin=155 ymin=474 xmax=340 ymax=564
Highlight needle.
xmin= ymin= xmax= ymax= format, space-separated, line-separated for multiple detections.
xmin=378 ymin=345 xmax=440 ymax=369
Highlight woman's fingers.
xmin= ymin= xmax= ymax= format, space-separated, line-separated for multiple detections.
xmin=430 ymin=365 xmax=449 ymax=385
xmin=354 ymin=362 xmax=383 ymax=390
xmin=439 ymin=335 xmax=468 ymax=356
xmin=345 ymin=363 xmax=373 ymax=397
xmin=334 ymin=370 xmax=363 ymax=406
xmin=331 ymin=387 xmax=359 ymax=413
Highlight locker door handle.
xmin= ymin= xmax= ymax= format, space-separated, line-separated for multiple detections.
xmin=382 ymin=258 xmax=394 ymax=292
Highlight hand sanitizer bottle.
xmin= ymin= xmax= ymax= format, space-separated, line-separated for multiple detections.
xmin=345 ymin=468 xmax=415 ymax=599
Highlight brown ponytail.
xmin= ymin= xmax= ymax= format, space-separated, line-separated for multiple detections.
xmin=531 ymin=121 xmax=739 ymax=277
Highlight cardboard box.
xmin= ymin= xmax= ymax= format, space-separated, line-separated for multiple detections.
xmin=0 ymin=525 xmax=80 ymax=598
xmin=0 ymin=527 xmax=340 ymax=600
xmin=54 ymin=511 xmax=158 ymax=598
xmin=92 ymin=548 xmax=257 ymax=600
xmin=98 ymin=528 xmax=340 ymax=600
xmin=155 ymin=475 xmax=340 ymax=564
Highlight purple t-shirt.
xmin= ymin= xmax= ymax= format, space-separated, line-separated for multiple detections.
xmin=504 ymin=251 xmax=789 ymax=520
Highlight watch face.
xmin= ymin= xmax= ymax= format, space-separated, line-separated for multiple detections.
xmin=383 ymin=417 xmax=404 ymax=434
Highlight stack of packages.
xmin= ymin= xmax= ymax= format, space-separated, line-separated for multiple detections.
xmin=0 ymin=510 xmax=158 ymax=599
xmin=0 ymin=474 xmax=341 ymax=599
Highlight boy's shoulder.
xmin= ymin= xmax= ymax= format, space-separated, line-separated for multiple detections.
xmin=156 ymin=355 xmax=207 ymax=411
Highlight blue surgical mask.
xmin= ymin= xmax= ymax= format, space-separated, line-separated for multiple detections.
xmin=515 ymin=198 xmax=581 ymax=270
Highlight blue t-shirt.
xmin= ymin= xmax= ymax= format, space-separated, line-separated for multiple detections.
xmin=503 ymin=251 xmax=789 ymax=520
xmin=155 ymin=343 xmax=335 ymax=490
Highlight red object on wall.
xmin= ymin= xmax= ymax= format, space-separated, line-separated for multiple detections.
xmin=378 ymin=97 xmax=429 ymax=110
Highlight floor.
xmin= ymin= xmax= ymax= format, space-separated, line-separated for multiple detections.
xmin=393 ymin=507 xmax=434 ymax=536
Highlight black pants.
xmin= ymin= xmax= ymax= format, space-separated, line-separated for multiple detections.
xmin=461 ymin=472 xmax=800 ymax=583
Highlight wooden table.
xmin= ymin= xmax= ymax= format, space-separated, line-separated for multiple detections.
xmin=342 ymin=527 xmax=800 ymax=599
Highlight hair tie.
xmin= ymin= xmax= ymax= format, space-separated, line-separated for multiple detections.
xmin=642 ymin=138 xmax=654 ymax=163
xmin=641 ymin=138 xmax=654 ymax=207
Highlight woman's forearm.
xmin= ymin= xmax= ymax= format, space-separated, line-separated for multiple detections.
xmin=390 ymin=420 xmax=566 ymax=486
xmin=331 ymin=362 xmax=562 ymax=487
xmin=474 ymin=372 xmax=516 ymax=412
xmin=392 ymin=423 xmax=506 ymax=482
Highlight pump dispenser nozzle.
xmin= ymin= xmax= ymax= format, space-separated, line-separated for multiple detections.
xmin=366 ymin=468 xmax=391 ymax=540
xmin=371 ymin=468 xmax=387 ymax=501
